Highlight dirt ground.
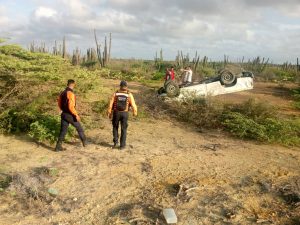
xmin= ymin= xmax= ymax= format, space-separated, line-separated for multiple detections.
xmin=0 ymin=81 xmax=299 ymax=225
xmin=215 ymin=82 xmax=299 ymax=117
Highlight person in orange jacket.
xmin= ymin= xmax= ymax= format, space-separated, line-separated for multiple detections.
xmin=107 ymin=81 xmax=137 ymax=150
xmin=55 ymin=79 xmax=86 ymax=151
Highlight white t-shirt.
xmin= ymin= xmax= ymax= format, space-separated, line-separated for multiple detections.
xmin=186 ymin=69 xmax=193 ymax=82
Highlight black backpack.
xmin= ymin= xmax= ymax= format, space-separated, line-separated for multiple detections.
xmin=116 ymin=91 xmax=129 ymax=111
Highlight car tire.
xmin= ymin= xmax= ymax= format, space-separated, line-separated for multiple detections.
xmin=220 ymin=70 xmax=236 ymax=85
xmin=158 ymin=87 xmax=165 ymax=95
xmin=165 ymin=81 xmax=180 ymax=97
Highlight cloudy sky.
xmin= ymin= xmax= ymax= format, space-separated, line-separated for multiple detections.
xmin=1 ymin=0 xmax=300 ymax=62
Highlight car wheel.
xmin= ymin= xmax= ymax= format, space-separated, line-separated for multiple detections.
xmin=220 ymin=70 xmax=236 ymax=85
xmin=165 ymin=81 xmax=180 ymax=97
xmin=158 ymin=87 xmax=165 ymax=95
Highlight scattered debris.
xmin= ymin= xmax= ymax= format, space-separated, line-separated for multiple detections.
xmin=173 ymin=138 xmax=184 ymax=149
xmin=0 ymin=173 xmax=12 ymax=190
xmin=240 ymin=176 xmax=255 ymax=187
xmin=48 ymin=188 xmax=59 ymax=196
xmin=163 ymin=208 xmax=177 ymax=224
xmin=277 ymin=176 xmax=300 ymax=205
xmin=202 ymin=144 xmax=221 ymax=151
xmin=257 ymin=180 xmax=272 ymax=192
xmin=256 ymin=218 xmax=271 ymax=224
xmin=107 ymin=203 xmax=163 ymax=224
xmin=141 ymin=161 xmax=153 ymax=174
xmin=174 ymin=182 xmax=199 ymax=203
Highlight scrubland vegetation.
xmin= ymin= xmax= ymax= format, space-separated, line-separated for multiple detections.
xmin=0 ymin=42 xmax=299 ymax=225
xmin=0 ymin=44 xmax=299 ymax=146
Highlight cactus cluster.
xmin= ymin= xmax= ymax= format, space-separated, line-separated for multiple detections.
xmin=28 ymin=32 xmax=112 ymax=67
xmin=29 ymin=41 xmax=48 ymax=53
xmin=94 ymin=30 xmax=112 ymax=68
xmin=154 ymin=49 xmax=163 ymax=70
xmin=243 ymin=57 xmax=269 ymax=73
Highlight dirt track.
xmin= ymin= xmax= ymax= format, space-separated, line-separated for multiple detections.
xmin=0 ymin=81 xmax=299 ymax=225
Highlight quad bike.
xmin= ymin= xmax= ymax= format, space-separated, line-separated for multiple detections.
xmin=158 ymin=70 xmax=254 ymax=98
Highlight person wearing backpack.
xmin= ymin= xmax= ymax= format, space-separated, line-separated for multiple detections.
xmin=107 ymin=81 xmax=138 ymax=150
xmin=55 ymin=79 xmax=87 ymax=152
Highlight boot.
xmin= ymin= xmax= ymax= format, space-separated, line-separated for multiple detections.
xmin=119 ymin=145 xmax=126 ymax=151
xmin=79 ymin=133 xmax=87 ymax=148
xmin=81 ymin=138 xmax=87 ymax=148
xmin=113 ymin=142 xmax=119 ymax=149
xmin=55 ymin=141 xmax=63 ymax=152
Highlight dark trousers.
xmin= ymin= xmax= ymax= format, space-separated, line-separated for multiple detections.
xmin=58 ymin=112 xmax=86 ymax=142
xmin=112 ymin=111 xmax=128 ymax=147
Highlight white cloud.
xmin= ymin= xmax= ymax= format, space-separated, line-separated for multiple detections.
xmin=246 ymin=30 xmax=255 ymax=41
xmin=61 ymin=0 xmax=90 ymax=18
xmin=1 ymin=0 xmax=300 ymax=62
xmin=33 ymin=6 xmax=57 ymax=19
xmin=0 ymin=6 xmax=10 ymax=27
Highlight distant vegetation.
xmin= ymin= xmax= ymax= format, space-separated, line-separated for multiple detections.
xmin=26 ymin=35 xmax=300 ymax=82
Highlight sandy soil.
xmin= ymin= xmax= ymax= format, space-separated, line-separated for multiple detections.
xmin=215 ymin=82 xmax=299 ymax=117
xmin=0 ymin=82 xmax=299 ymax=225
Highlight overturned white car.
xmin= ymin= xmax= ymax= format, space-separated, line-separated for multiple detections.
xmin=158 ymin=70 xmax=254 ymax=98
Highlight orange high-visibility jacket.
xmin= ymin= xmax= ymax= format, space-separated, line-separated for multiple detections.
xmin=57 ymin=87 xmax=79 ymax=117
xmin=108 ymin=90 xmax=137 ymax=116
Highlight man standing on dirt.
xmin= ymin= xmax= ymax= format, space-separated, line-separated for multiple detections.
xmin=107 ymin=81 xmax=137 ymax=150
xmin=55 ymin=79 xmax=87 ymax=152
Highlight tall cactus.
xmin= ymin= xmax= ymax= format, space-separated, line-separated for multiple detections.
xmin=108 ymin=33 xmax=112 ymax=63
xmin=62 ymin=36 xmax=66 ymax=58
xmin=72 ymin=48 xmax=80 ymax=65
xmin=94 ymin=30 xmax=111 ymax=67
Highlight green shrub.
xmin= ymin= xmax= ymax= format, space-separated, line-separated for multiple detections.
xmin=224 ymin=99 xmax=276 ymax=121
xmin=92 ymin=100 xmax=109 ymax=115
xmin=29 ymin=115 xmax=74 ymax=144
xmin=151 ymin=71 xmax=164 ymax=80
xmin=263 ymin=118 xmax=300 ymax=145
xmin=294 ymin=102 xmax=300 ymax=110
xmin=274 ymin=70 xmax=295 ymax=81
xmin=292 ymin=87 xmax=300 ymax=109
xmin=221 ymin=112 xmax=267 ymax=140
xmin=260 ymin=68 xmax=296 ymax=81
xmin=0 ymin=109 xmax=36 ymax=133
xmin=221 ymin=111 xmax=300 ymax=146
xmin=81 ymin=61 xmax=97 ymax=68
xmin=0 ymin=45 xmax=36 ymax=60
xmin=78 ymin=82 xmax=96 ymax=93
xmin=292 ymin=87 xmax=300 ymax=99
xmin=162 ymin=97 xmax=299 ymax=146
xmin=200 ymin=67 xmax=216 ymax=77
xmin=170 ymin=97 xmax=223 ymax=129
xmin=0 ymin=110 xmax=74 ymax=144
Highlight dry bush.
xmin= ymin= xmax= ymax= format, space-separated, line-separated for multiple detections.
xmin=106 ymin=203 xmax=164 ymax=225
xmin=3 ymin=167 xmax=59 ymax=216
xmin=276 ymin=176 xmax=300 ymax=205
xmin=140 ymin=89 xmax=224 ymax=129
xmin=1 ymin=166 xmax=84 ymax=218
